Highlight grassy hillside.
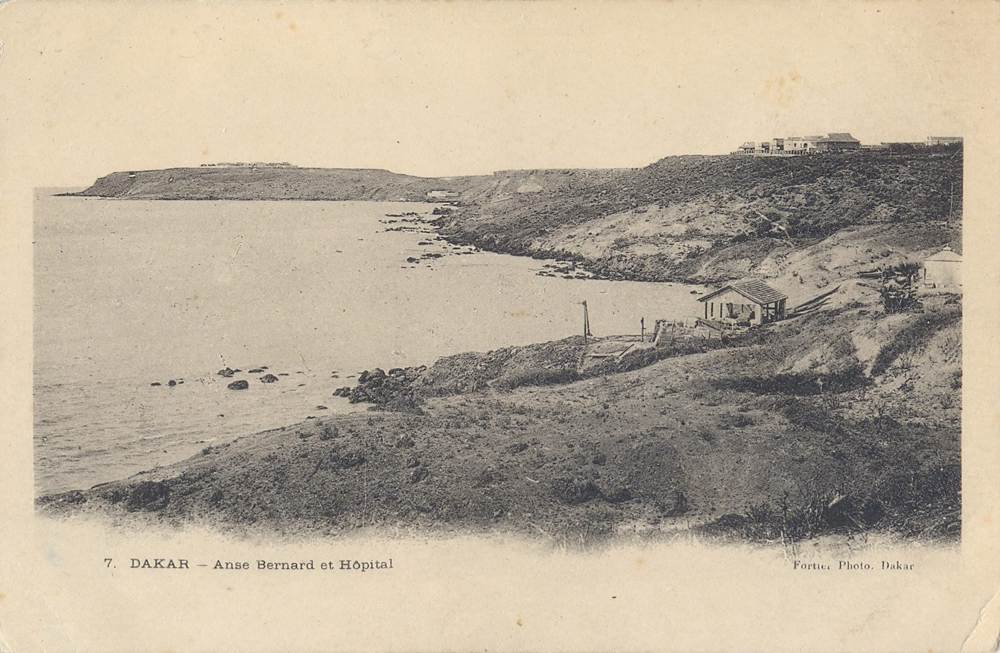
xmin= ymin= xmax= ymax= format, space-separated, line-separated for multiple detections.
xmin=53 ymin=149 xmax=963 ymax=545
xmin=40 ymin=282 xmax=960 ymax=544
xmin=438 ymin=149 xmax=963 ymax=286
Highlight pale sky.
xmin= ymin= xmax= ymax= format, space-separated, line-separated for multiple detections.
xmin=1 ymin=1 xmax=996 ymax=187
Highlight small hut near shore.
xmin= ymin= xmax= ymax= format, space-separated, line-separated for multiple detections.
xmin=698 ymin=280 xmax=787 ymax=326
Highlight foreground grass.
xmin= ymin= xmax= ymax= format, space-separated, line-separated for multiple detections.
xmin=39 ymin=293 xmax=961 ymax=546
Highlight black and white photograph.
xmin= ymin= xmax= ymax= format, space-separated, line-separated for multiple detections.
xmin=34 ymin=135 xmax=964 ymax=547
xmin=2 ymin=2 xmax=998 ymax=652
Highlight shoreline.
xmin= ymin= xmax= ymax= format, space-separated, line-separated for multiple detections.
xmin=38 ymin=151 xmax=963 ymax=544
xmin=38 ymin=282 xmax=962 ymax=545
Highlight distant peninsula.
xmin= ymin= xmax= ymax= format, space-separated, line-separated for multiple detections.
xmin=69 ymin=149 xmax=961 ymax=288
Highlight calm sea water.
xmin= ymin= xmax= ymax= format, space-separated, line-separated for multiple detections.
xmin=34 ymin=191 xmax=704 ymax=494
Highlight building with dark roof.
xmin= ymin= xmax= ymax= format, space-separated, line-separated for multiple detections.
xmin=698 ymin=280 xmax=788 ymax=326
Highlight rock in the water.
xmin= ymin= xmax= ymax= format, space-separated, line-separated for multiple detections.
xmin=218 ymin=367 xmax=236 ymax=378
xmin=227 ymin=379 xmax=249 ymax=390
xmin=260 ymin=374 xmax=279 ymax=383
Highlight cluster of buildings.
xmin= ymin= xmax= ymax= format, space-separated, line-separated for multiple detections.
xmin=735 ymin=133 xmax=862 ymax=156
xmin=733 ymin=134 xmax=962 ymax=156
xmin=198 ymin=162 xmax=296 ymax=168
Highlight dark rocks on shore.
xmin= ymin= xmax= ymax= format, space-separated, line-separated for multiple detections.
xmin=341 ymin=366 xmax=428 ymax=412
xmin=218 ymin=368 xmax=236 ymax=378
xmin=228 ymin=380 xmax=249 ymax=390
xmin=260 ymin=374 xmax=279 ymax=383
xmin=248 ymin=368 xmax=265 ymax=373
xmin=150 ymin=382 xmax=161 ymax=386
xmin=357 ymin=368 xmax=384 ymax=385
xmin=168 ymin=380 xmax=177 ymax=387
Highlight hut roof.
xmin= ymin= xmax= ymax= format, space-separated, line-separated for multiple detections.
xmin=699 ymin=280 xmax=788 ymax=305
xmin=925 ymin=246 xmax=962 ymax=263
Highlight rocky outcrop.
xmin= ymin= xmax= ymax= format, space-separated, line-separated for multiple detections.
xmin=333 ymin=366 xmax=427 ymax=411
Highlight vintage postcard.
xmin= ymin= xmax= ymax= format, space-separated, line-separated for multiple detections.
xmin=1 ymin=2 xmax=999 ymax=651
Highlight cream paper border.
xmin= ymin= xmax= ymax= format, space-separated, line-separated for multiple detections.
xmin=1 ymin=2 xmax=999 ymax=651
